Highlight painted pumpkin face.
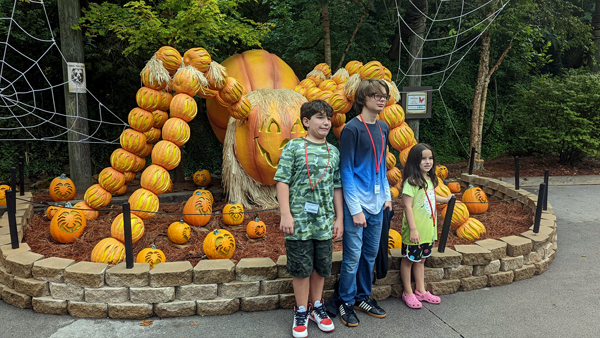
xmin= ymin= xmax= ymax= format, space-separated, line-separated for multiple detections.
xmin=49 ymin=174 xmax=76 ymax=202
xmin=193 ymin=170 xmax=211 ymax=187
xmin=137 ymin=245 xmax=166 ymax=269
xmin=246 ymin=218 xmax=266 ymax=239
xmin=203 ymin=229 xmax=236 ymax=259
xmin=222 ymin=202 xmax=244 ymax=225
xmin=234 ymin=89 xmax=307 ymax=185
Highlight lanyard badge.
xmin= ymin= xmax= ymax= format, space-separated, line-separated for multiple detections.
xmin=359 ymin=115 xmax=384 ymax=194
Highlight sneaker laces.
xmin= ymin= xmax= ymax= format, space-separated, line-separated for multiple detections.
xmin=312 ymin=304 xmax=330 ymax=321
xmin=295 ymin=309 xmax=308 ymax=327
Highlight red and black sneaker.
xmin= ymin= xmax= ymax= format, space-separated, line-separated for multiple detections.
xmin=309 ymin=301 xmax=335 ymax=332
xmin=292 ymin=306 xmax=308 ymax=338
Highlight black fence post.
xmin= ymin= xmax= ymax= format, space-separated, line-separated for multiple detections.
xmin=10 ymin=167 xmax=16 ymax=192
xmin=514 ymin=156 xmax=520 ymax=190
xmin=122 ymin=202 xmax=134 ymax=269
xmin=18 ymin=156 xmax=24 ymax=196
xmin=438 ymin=196 xmax=456 ymax=253
xmin=533 ymin=183 xmax=546 ymax=234
xmin=468 ymin=147 xmax=476 ymax=175
xmin=6 ymin=190 xmax=20 ymax=249
xmin=543 ymin=169 xmax=549 ymax=211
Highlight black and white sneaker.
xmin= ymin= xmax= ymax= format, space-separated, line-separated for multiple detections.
xmin=354 ymin=297 xmax=387 ymax=318
xmin=292 ymin=306 xmax=308 ymax=338
xmin=339 ymin=302 xmax=359 ymax=327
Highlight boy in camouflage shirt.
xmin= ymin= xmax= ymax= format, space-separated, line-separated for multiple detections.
xmin=274 ymin=100 xmax=343 ymax=338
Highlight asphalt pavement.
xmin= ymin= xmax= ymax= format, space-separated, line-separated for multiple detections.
xmin=1 ymin=180 xmax=599 ymax=338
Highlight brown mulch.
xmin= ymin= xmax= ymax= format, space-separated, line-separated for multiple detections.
xmin=25 ymin=187 xmax=533 ymax=264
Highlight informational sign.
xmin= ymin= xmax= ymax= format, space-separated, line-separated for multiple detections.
xmin=402 ymin=86 xmax=432 ymax=120
xmin=67 ymin=62 xmax=86 ymax=93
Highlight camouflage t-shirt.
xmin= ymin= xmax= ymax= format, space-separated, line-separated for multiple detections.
xmin=274 ymin=137 xmax=341 ymax=241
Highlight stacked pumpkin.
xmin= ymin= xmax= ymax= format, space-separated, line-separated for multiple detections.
xmin=436 ymin=183 xmax=488 ymax=241
xmin=386 ymin=148 xmax=402 ymax=199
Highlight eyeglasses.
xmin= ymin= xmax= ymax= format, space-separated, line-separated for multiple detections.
xmin=368 ymin=93 xmax=390 ymax=101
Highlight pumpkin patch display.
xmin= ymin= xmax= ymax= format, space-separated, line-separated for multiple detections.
xmin=222 ymin=201 xmax=244 ymax=225
xmin=91 ymin=238 xmax=126 ymax=264
xmin=168 ymin=220 xmax=192 ymax=244
xmin=203 ymin=229 xmax=236 ymax=259
xmin=137 ymin=245 xmax=166 ymax=269
xmin=110 ymin=213 xmax=145 ymax=244
xmin=193 ymin=170 xmax=211 ymax=187
xmin=49 ymin=174 xmax=76 ymax=202
xmin=183 ymin=191 xmax=212 ymax=226
xmin=463 ymin=185 xmax=489 ymax=214
xmin=436 ymin=165 xmax=448 ymax=180
xmin=246 ymin=218 xmax=267 ymax=239
xmin=50 ymin=203 xmax=86 ymax=243
xmin=388 ymin=229 xmax=402 ymax=250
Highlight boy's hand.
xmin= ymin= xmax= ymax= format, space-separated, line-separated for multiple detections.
xmin=333 ymin=218 xmax=344 ymax=240
xmin=280 ymin=214 xmax=295 ymax=235
xmin=384 ymin=201 xmax=392 ymax=211
xmin=352 ymin=212 xmax=367 ymax=228
xmin=409 ymin=229 xmax=420 ymax=244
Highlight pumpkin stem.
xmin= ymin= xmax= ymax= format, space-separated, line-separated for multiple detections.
xmin=65 ymin=202 xmax=73 ymax=208
xmin=255 ymin=217 xmax=260 ymax=222
xmin=59 ymin=173 xmax=67 ymax=179
xmin=151 ymin=244 xmax=157 ymax=250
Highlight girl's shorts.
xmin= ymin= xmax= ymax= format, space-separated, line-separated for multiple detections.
xmin=401 ymin=242 xmax=433 ymax=262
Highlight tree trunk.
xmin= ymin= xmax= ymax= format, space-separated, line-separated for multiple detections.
xmin=405 ymin=0 xmax=427 ymax=141
xmin=469 ymin=31 xmax=490 ymax=170
xmin=337 ymin=0 xmax=372 ymax=70
xmin=57 ymin=0 xmax=92 ymax=189
xmin=592 ymin=0 xmax=600 ymax=72
xmin=322 ymin=4 xmax=332 ymax=66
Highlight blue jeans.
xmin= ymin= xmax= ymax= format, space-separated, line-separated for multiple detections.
xmin=338 ymin=202 xmax=384 ymax=304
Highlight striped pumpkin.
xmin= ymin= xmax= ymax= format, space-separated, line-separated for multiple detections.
xmin=379 ymin=104 xmax=405 ymax=129
xmin=314 ymin=63 xmax=332 ymax=78
xmin=386 ymin=151 xmax=397 ymax=170
xmin=162 ymin=118 xmax=190 ymax=147
xmin=123 ymin=171 xmax=136 ymax=183
xmin=318 ymin=79 xmax=337 ymax=91
xmin=128 ymin=107 xmax=154 ymax=133
xmin=359 ymin=61 xmax=385 ymax=80
xmin=120 ymin=129 xmax=147 ymax=154
xmin=84 ymin=184 xmax=112 ymax=209
xmin=305 ymin=87 xmax=322 ymax=102
xmin=386 ymin=167 xmax=403 ymax=186
xmin=399 ymin=145 xmax=413 ymax=167
xmin=152 ymin=110 xmax=169 ymax=128
xmin=205 ymin=61 xmax=228 ymax=90
xmin=98 ymin=167 xmax=126 ymax=193
xmin=440 ymin=201 xmax=470 ymax=228
xmin=456 ymin=218 xmax=486 ymax=241
xmin=155 ymin=46 xmax=182 ymax=75
xmin=328 ymin=92 xmax=348 ymax=113
xmin=331 ymin=113 xmax=346 ymax=127
xmin=227 ymin=96 xmax=252 ymax=120
xmin=217 ymin=77 xmax=245 ymax=106
xmin=73 ymin=201 xmax=99 ymax=221
xmin=170 ymin=93 xmax=197 ymax=122
xmin=128 ymin=188 xmax=159 ymax=220
xmin=110 ymin=148 xmax=137 ymax=173
xmin=151 ymin=140 xmax=181 ymax=171
xmin=299 ymin=78 xmax=317 ymax=89
xmin=91 ymin=238 xmax=125 ymax=264
xmin=143 ymin=127 xmax=161 ymax=144
xmin=389 ymin=123 xmax=415 ymax=151
xmin=136 ymin=86 xmax=161 ymax=111
xmin=110 ymin=213 xmax=145 ymax=244
xmin=345 ymin=61 xmax=364 ymax=76
xmin=131 ymin=155 xmax=146 ymax=173
xmin=434 ymin=184 xmax=452 ymax=210
xmin=183 ymin=47 xmax=211 ymax=73
xmin=140 ymin=164 xmax=171 ymax=195
xmin=156 ymin=91 xmax=173 ymax=111
xmin=135 ymin=143 xmax=154 ymax=158
xmin=172 ymin=65 xmax=205 ymax=97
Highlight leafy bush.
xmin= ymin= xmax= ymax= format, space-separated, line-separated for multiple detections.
xmin=513 ymin=70 xmax=600 ymax=164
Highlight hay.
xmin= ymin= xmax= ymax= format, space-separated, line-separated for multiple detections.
xmin=140 ymin=55 xmax=171 ymax=88
xmin=205 ymin=61 xmax=227 ymax=89
xmin=385 ymin=80 xmax=401 ymax=104
xmin=332 ymin=68 xmax=349 ymax=82
xmin=222 ymin=89 xmax=307 ymax=209
xmin=344 ymin=74 xmax=362 ymax=100
xmin=174 ymin=65 xmax=209 ymax=88
xmin=307 ymin=69 xmax=326 ymax=82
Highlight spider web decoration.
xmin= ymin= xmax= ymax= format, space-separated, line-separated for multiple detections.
xmin=393 ymin=0 xmax=509 ymax=155
xmin=0 ymin=0 xmax=127 ymax=144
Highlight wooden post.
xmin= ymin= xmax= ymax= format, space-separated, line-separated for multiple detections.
xmin=57 ymin=0 xmax=92 ymax=190
xmin=405 ymin=0 xmax=428 ymax=141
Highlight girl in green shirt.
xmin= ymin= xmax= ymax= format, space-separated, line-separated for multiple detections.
xmin=400 ymin=143 xmax=453 ymax=309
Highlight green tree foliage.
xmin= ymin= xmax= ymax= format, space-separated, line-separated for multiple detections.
xmin=513 ymin=70 xmax=600 ymax=164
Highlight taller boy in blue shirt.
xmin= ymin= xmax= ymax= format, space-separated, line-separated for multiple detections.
xmin=337 ymin=78 xmax=393 ymax=327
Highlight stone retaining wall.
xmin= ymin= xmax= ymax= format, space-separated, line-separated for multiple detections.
xmin=0 ymin=174 xmax=557 ymax=318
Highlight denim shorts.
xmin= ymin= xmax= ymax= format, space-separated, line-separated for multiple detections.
xmin=285 ymin=239 xmax=333 ymax=278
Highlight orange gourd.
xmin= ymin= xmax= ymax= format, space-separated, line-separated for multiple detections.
xmin=168 ymin=220 xmax=192 ymax=244
xmin=50 ymin=203 xmax=86 ymax=243
xmin=246 ymin=218 xmax=267 ymax=239
xmin=203 ymin=229 xmax=236 ymax=259
xmin=49 ymin=174 xmax=76 ymax=202
xmin=222 ymin=201 xmax=244 ymax=225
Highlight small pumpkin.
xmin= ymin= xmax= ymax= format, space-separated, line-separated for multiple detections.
xmin=0 ymin=185 xmax=9 ymax=206
xmin=193 ymin=169 xmax=211 ymax=187
xmin=434 ymin=184 xmax=452 ymax=210
xmin=49 ymin=174 xmax=76 ymax=202
xmin=129 ymin=188 xmax=159 ymax=220
xmin=456 ymin=218 xmax=486 ymax=241
xmin=222 ymin=201 xmax=244 ymax=225
xmin=183 ymin=191 xmax=212 ymax=226
xmin=110 ymin=213 xmax=145 ymax=244
xmin=50 ymin=203 xmax=86 ymax=243
xmin=84 ymin=184 xmax=112 ymax=209
xmin=388 ymin=229 xmax=402 ymax=250
xmin=73 ymin=201 xmax=99 ymax=221
xmin=168 ymin=220 xmax=192 ymax=244
xmin=91 ymin=238 xmax=126 ymax=264
xmin=386 ymin=167 xmax=402 ymax=186
xmin=45 ymin=203 xmax=63 ymax=220
xmin=440 ymin=202 xmax=470 ymax=228
xmin=436 ymin=165 xmax=448 ymax=180
xmin=447 ymin=181 xmax=461 ymax=193
xmin=390 ymin=186 xmax=399 ymax=199
xmin=462 ymin=185 xmax=489 ymax=214
xmin=137 ymin=244 xmax=166 ymax=269
xmin=203 ymin=229 xmax=236 ymax=259
xmin=246 ymin=218 xmax=267 ymax=239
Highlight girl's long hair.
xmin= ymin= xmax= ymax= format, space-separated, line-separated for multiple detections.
xmin=402 ymin=143 xmax=438 ymax=190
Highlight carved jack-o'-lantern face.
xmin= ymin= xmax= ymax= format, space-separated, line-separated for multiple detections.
xmin=247 ymin=218 xmax=266 ymax=239
xmin=222 ymin=201 xmax=244 ymax=225
xmin=49 ymin=174 xmax=76 ymax=202
xmin=50 ymin=203 xmax=86 ymax=243
xmin=234 ymin=89 xmax=307 ymax=185
xmin=203 ymin=229 xmax=236 ymax=259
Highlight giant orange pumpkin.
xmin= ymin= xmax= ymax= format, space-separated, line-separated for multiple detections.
xmin=49 ymin=174 xmax=76 ymax=202
xmin=206 ymin=50 xmax=300 ymax=143
xmin=50 ymin=203 xmax=86 ymax=243
xmin=233 ymin=89 xmax=307 ymax=185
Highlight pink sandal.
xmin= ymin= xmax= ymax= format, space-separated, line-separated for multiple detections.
xmin=414 ymin=290 xmax=441 ymax=304
xmin=402 ymin=292 xmax=422 ymax=309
